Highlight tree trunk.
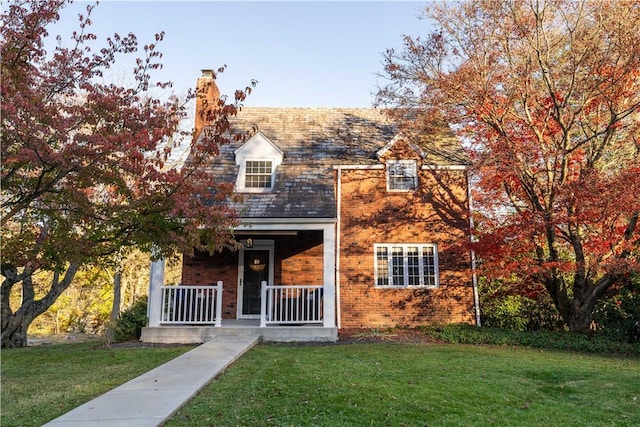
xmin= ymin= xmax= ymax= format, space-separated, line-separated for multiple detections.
xmin=1 ymin=267 xmax=31 ymax=348
xmin=104 ymin=270 xmax=122 ymax=346
xmin=1 ymin=264 xmax=79 ymax=348
xmin=548 ymin=272 xmax=617 ymax=335
xmin=569 ymin=308 xmax=593 ymax=334
xmin=544 ymin=275 xmax=572 ymax=327
xmin=2 ymin=307 xmax=35 ymax=348
xmin=1 ymin=276 xmax=16 ymax=335
xmin=566 ymin=295 xmax=595 ymax=334
xmin=550 ymin=295 xmax=594 ymax=334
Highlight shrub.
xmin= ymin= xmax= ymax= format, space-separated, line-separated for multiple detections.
xmin=480 ymin=293 xmax=562 ymax=331
xmin=480 ymin=295 xmax=527 ymax=330
xmin=114 ymin=299 xmax=148 ymax=342
xmin=421 ymin=324 xmax=640 ymax=356
xmin=593 ymin=276 xmax=640 ymax=344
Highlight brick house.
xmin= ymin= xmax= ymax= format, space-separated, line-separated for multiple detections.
xmin=142 ymin=71 xmax=479 ymax=343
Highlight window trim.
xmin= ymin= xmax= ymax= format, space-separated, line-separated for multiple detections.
xmin=237 ymin=157 xmax=276 ymax=193
xmin=374 ymin=243 xmax=439 ymax=288
xmin=386 ymin=159 xmax=418 ymax=192
xmin=245 ymin=159 xmax=274 ymax=190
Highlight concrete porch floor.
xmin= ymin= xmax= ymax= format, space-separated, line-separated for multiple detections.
xmin=140 ymin=319 xmax=338 ymax=344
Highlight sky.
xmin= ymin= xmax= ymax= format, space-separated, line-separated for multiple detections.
xmin=45 ymin=1 xmax=433 ymax=108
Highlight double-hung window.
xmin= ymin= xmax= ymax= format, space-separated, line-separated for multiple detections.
xmin=387 ymin=160 xmax=417 ymax=191
xmin=375 ymin=244 xmax=438 ymax=288
xmin=245 ymin=160 xmax=273 ymax=189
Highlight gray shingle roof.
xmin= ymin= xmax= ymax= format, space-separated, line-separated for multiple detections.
xmin=198 ymin=107 xmax=466 ymax=219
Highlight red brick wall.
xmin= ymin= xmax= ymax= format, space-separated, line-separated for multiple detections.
xmin=338 ymin=149 xmax=475 ymax=328
xmin=182 ymin=249 xmax=239 ymax=318
xmin=278 ymin=232 xmax=324 ymax=286
xmin=181 ymin=231 xmax=324 ymax=319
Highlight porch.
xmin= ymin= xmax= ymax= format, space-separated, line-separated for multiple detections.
xmin=143 ymin=220 xmax=338 ymax=343
xmin=141 ymin=281 xmax=337 ymax=343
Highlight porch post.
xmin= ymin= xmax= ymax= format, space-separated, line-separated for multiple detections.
xmin=322 ymin=223 xmax=336 ymax=328
xmin=215 ymin=281 xmax=223 ymax=327
xmin=147 ymin=258 xmax=164 ymax=327
xmin=260 ymin=280 xmax=267 ymax=327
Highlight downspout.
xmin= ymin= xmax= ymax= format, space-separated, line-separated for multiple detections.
xmin=467 ymin=169 xmax=481 ymax=326
xmin=335 ymin=166 xmax=343 ymax=329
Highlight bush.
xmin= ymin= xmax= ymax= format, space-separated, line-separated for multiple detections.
xmin=480 ymin=293 xmax=563 ymax=332
xmin=593 ymin=276 xmax=640 ymax=344
xmin=480 ymin=295 xmax=527 ymax=330
xmin=421 ymin=324 xmax=640 ymax=356
xmin=114 ymin=299 xmax=148 ymax=342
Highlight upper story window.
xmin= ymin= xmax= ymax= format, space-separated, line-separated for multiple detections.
xmin=374 ymin=243 xmax=438 ymax=288
xmin=245 ymin=160 xmax=273 ymax=189
xmin=234 ymin=132 xmax=283 ymax=193
xmin=387 ymin=160 xmax=417 ymax=191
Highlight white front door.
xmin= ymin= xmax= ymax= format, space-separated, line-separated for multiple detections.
xmin=237 ymin=240 xmax=274 ymax=319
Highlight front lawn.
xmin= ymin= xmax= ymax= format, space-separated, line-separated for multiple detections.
xmin=167 ymin=342 xmax=640 ymax=426
xmin=1 ymin=342 xmax=195 ymax=427
xmin=2 ymin=333 xmax=638 ymax=427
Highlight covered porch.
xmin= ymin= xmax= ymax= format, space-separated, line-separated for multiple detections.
xmin=141 ymin=219 xmax=338 ymax=343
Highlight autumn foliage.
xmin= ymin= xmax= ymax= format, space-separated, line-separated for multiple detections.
xmin=1 ymin=0 xmax=252 ymax=347
xmin=377 ymin=0 xmax=640 ymax=333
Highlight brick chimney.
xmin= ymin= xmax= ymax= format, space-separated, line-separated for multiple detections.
xmin=194 ymin=69 xmax=221 ymax=140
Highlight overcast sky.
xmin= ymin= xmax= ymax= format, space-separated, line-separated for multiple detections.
xmin=45 ymin=1 xmax=433 ymax=108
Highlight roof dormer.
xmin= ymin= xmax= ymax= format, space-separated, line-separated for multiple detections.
xmin=377 ymin=133 xmax=425 ymax=193
xmin=234 ymin=131 xmax=284 ymax=192
xmin=376 ymin=133 xmax=426 ymax=160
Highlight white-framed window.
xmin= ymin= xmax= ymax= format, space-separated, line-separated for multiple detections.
xmin=245 ymin=160 xmax=273 ymax=189
xmin=387 ymin=160 xmax=417 ymax=191
xmin=374 ymin=243 xmax=438 ymax=288
xmin=236 ymin=158 xmax=276 ymax=192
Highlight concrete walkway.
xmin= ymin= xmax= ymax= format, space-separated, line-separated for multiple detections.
xmin=43 ymin=335 xmax=260 ymax=427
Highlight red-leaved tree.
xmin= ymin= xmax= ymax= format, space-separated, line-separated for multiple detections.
xmin=376 ymin=0 xmax=640 ymax=333
xmin=1 ymin=0 xmax=253 ymax=347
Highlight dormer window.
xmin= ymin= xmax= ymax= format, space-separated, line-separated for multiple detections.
xmin=234 ymin=131 xmax=284 ymax=193
xmin=387 ymin=160 xmax=417 ymax=191
xmin=245 ymin=160 xmax=273 ymax=189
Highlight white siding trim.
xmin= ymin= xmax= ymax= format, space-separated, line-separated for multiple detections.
xmin=421 ymin=164 xmax=469 ymax=170
xmin=332 ymin=164 xmax=385 ymax=170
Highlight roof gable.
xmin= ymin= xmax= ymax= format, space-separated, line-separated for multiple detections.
xmin=376 ymin=133 xmax=426 ymax=160
xmin=234 ymin=131 xmax=284 ymax=166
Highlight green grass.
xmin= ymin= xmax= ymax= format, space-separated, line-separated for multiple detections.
xmin=1 ymin=342 xmax=195 ymax=427
xmin=2 ymin=330 xmax=639 ymax=427
xmin=167 ymin=343 xmax=640 ymax=427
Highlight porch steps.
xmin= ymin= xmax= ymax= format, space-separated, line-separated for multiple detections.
xmin=140 ymin=323 xmax=338 ymax=344
xmin=43 ymin=335 xmax=259 ymax=427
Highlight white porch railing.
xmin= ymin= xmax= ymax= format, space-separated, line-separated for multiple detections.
xmin=260 ymin=281 xmax=324 ymax=327
xmin=160 ymin=282 xmax=223 ymax=326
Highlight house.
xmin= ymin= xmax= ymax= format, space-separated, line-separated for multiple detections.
xmin=141 ymin=70 xmax=479 ymax=343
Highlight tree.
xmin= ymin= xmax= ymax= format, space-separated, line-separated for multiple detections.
xmin=376 ymin=0 xmax=640 ymax=333
xmin=1 ymin=0 xmax=252 ymax=347
xmin=25 ymin=249 xmax=182 ymax=337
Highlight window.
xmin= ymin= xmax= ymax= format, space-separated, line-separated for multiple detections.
xmin=245 ymin=160 xmax=273 ymax=189
xmin=374 ymin=244 xmax=438 ymax=288
xmin=387 ymin=160 xmax=417 ymax=191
